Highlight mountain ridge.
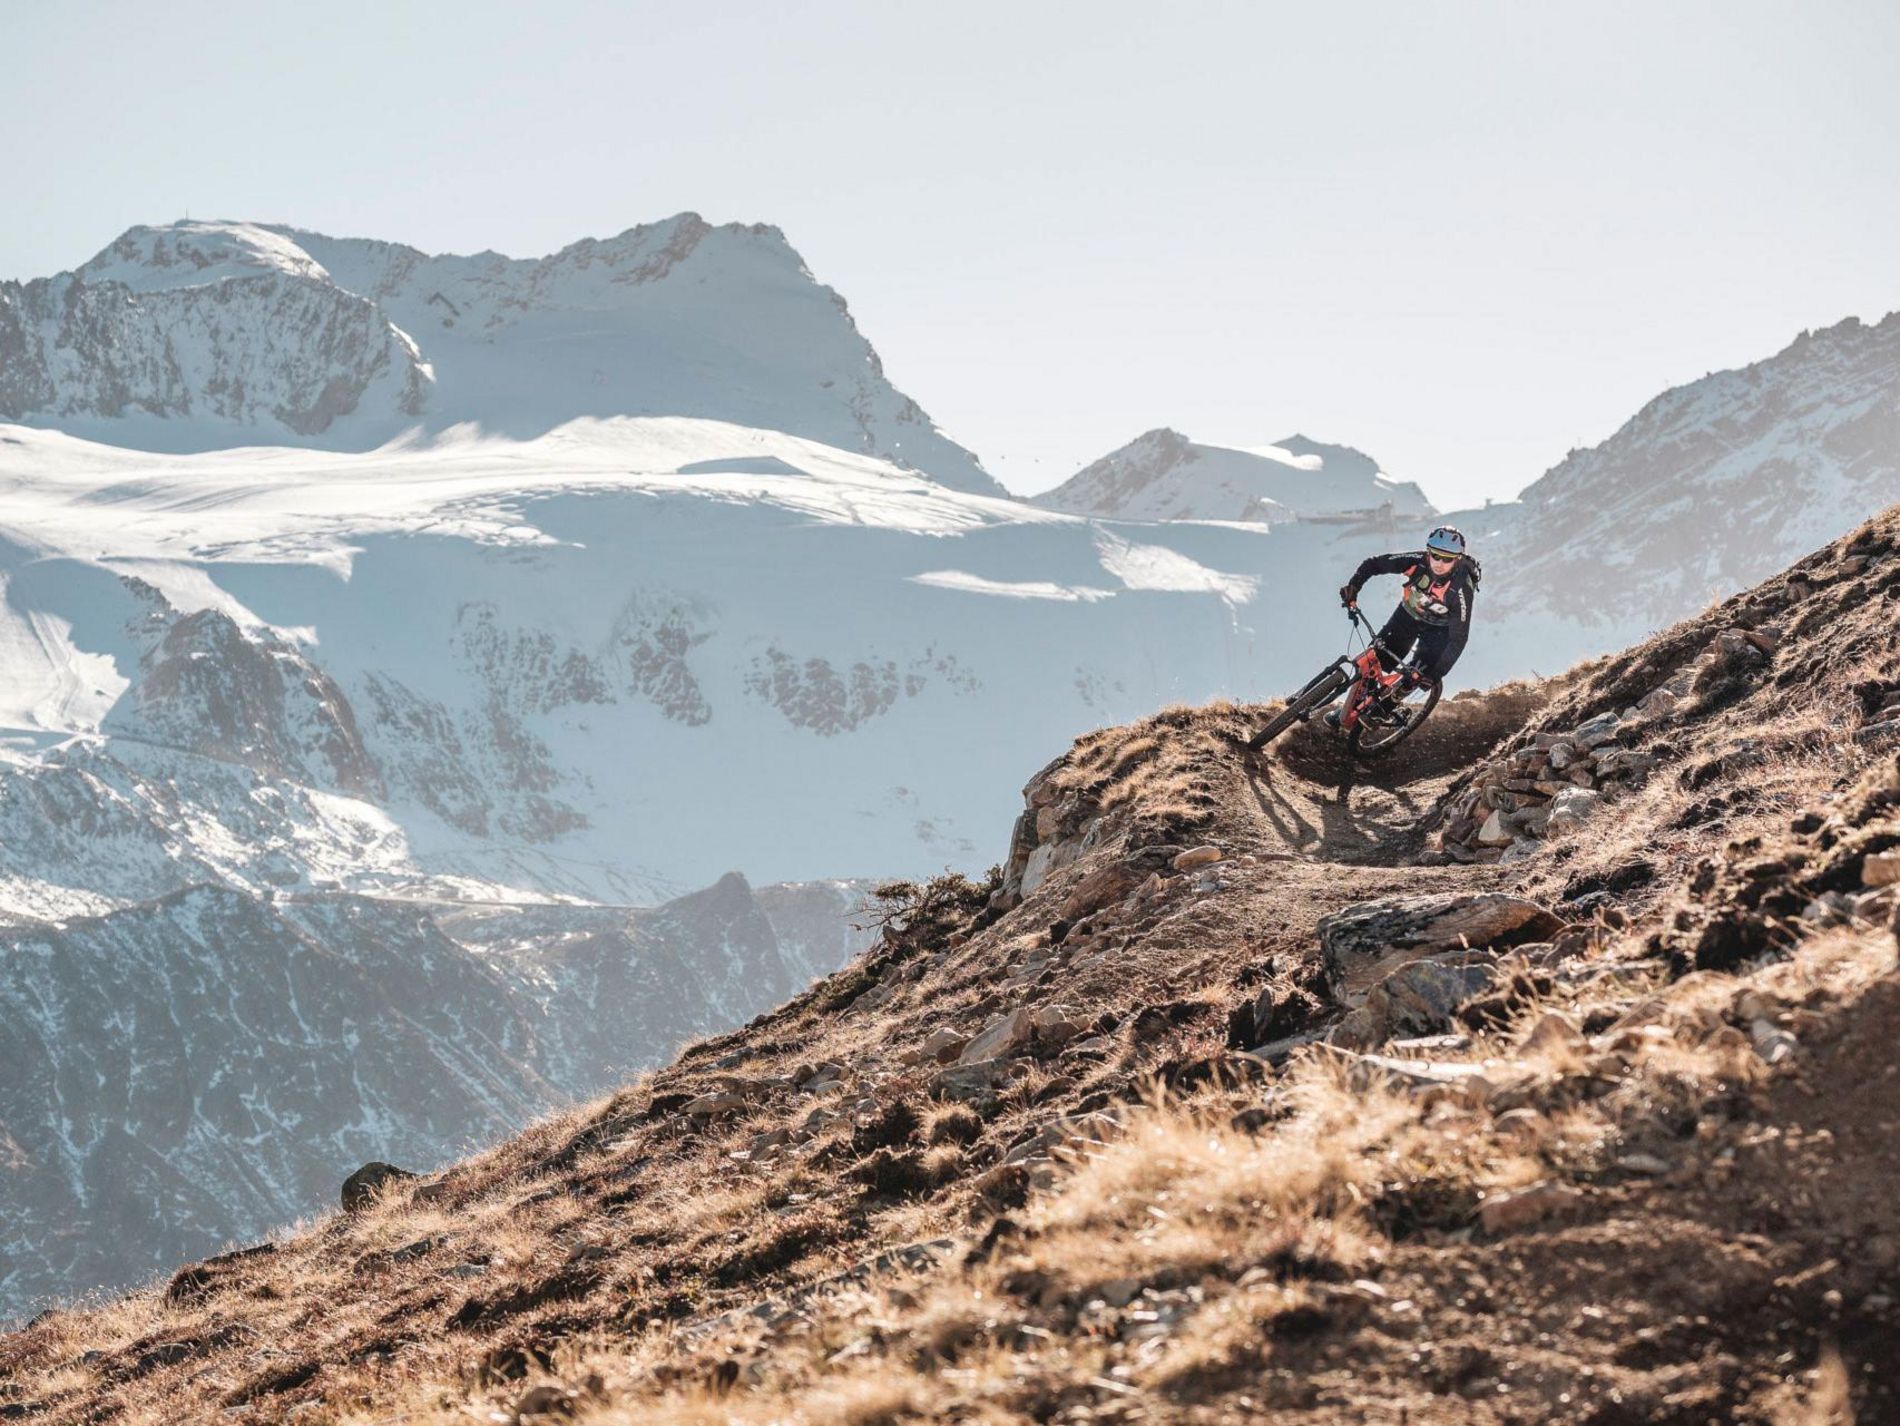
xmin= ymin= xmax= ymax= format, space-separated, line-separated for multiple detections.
xmin=1 ymin=214 xmax=1002 ymax=494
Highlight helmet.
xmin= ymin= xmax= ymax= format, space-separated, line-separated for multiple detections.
xmin=1425 ymin=525 xmax=1466 ymax=559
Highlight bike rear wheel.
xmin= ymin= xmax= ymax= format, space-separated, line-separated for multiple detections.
xmin=1247 ymin=665 xmax=1351 ymax=750
xmin=1347 ymin=676 xmax=1442 ymax=758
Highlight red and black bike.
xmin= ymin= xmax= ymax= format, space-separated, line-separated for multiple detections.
xmin=1246 ymin=605 xmax=1442 ymax=758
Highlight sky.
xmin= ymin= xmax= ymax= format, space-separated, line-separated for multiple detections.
xmin=5 ymin=0 xmax=1896 ymax=510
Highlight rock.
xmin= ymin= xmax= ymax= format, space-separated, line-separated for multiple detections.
xmin=1747 ymin=1018 xmax=1798 ymax=1065
xmin=1614 ymin=1152 xmax=1673 ymax=1176
xmin=1635 ymin=687 xmax=1680 ymax=718
xmin=1061 ymin=862 xmax=1144 ymax=920
xmin=1096 ymin=1277 xmax=1144 ymax=1308
xmin=1475 ymin=809 xmax=1513 ymax=846
xmin=1863 ymin=851 xmax=1900 ymax=888
xmin=1594 ymin=749 xmax=1655 ymax=780
xmin=1171 ymin=845 xmax=1223 ymax=873
xmin=1346 ymin=1051 xmax=1494 ymax=1097
xmin=341 ymin=1161 xmax=417 ymax=1213
xmin=1364 ymin=951 xmax=1498 ymax=1040
xmin=1499 ymin=839 xmax=1540 ymax=864
xmin=684 ymin=1092 xmax=749 ymax=1118
xmin=920 ymin=1026 xmax=971 ymax=1064
xmin=1743 ymin=626 xmax=1781 ymax=656
xmin=1572 ymin=712 xmax=1622 ymax=749
xmin=1480 ymin=1181 xmax=1583 ymax=1234
xmin=931 ymin=1059 xmax=1007 ymax=1102
xmin=1029 ymin=1005 xmax=1087 ymax=1053
xmin=1518 ymin=1011 xmax=1588 ymax=1059
xmin=1547 ymin=787 xmax=1602 ymax=833
xmin=1855 ymin=720 xmax=1900 ymax=749
xmin=960 ymin=1007 xmax=1034 ymax=1065
xmin=1548 ymin=741 xmax=1582 ymax=771
xmin=1317 ymin=893 xmax=1565 ymax=1000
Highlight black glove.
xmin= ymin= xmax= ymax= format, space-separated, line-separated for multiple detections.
xmin=1339 ymin=584 xmax=1357 ymax=608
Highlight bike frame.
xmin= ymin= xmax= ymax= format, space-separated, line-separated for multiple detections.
xmin=1333 ymin=606 xmax=1411 ymax=732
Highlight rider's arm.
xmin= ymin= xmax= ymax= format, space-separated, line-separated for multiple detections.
xmin=1343 ymin=551 xmax=1416 ymax=601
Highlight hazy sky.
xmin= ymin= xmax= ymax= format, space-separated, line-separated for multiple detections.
xmin=6 ymin=1 xmax=1896 ymax=508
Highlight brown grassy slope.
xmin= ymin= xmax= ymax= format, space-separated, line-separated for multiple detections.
xmin=1 ymin=512 xmax=1897 ymax=1425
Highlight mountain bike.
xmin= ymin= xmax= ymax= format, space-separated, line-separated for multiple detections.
xmin=1245 ymin=606 xmax=1442 ymax=758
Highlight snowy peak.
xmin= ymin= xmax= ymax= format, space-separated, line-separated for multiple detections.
xmin=1493 ymin=310 xmax=1900 ymax=628
xmin=0 ymin=215 xmax=1002 ymax=494
xmin=1033 ymin=427 xmax=1434 ymax=524
xmin=76 ymin=220 xmax=335 ymax=293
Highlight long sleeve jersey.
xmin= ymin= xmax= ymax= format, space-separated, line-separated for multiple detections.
xmin=1346 ymin=550 xmax=1479 ymax=666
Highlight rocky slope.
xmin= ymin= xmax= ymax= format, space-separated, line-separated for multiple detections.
xmin=1033 ymin=429 xmax=1434 ymax=524
xmin=5 ymin=508 xmax=1895 ymax=1420
xmin=0 ymin=217 xmax=1000 ymax=495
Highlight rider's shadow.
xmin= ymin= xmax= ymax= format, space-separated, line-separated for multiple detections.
xmin=1244 ymin=739 xmax=1426 ymax=862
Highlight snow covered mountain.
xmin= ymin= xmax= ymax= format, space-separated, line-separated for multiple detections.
xmin=1474 ymin=311 xmax=1900 ymax=671
xmin=1033 ymin=428 xmax=1435 ymax=524
xmin=0 ymin=217 xmax=1001 ymax=495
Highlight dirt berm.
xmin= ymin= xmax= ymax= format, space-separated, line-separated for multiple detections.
xmin=5 ymin=514 xmax=1900 ymax=1423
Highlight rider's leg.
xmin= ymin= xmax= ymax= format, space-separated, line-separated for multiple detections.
xmin=1375 ymin=609 xmax=1421 ymax=671
xmin=1414 ymin=625 xmax=1454 ymax=682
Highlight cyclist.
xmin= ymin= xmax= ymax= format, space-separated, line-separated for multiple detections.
xmin=1331 ymin=526 xmax=1480 ymax=726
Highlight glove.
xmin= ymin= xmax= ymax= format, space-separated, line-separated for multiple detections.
xmin=1338 ymin=584 xmax=1357 ymax=608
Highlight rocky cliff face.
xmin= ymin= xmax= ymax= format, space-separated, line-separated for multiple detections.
xmin=0 ymin=224 xmax=429 ymax=438
xmin=0 ymin=217 xmax=1000 ymax=494
xmin=0 ymin=869 xmax=870 ymax=1319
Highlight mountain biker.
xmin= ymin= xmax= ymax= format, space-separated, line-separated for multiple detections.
xmin=1329 ymin=526 xmax=1479 ymax=726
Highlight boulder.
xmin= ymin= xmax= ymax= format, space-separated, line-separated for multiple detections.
xmin=1480 ymin=1181 xmax=1583 ymax=1235
xmin=919 ymin=1026 xmax=971 ymax=1064
xmin=341 ymin=1161 xmax=417 ymax=1213
xmin=1547 ymin=787 xmax=1602 ymax=833
xmin=1475 ymin=810 xmax=1513 ymax=846
xmin=1593 ymin=749 xmax=1655 ymax=780
xmin=1572 ymin=712 xmax=1623 ymax=750
xmin=1061 ymin=862 xmax=1144 ymax=920
xmin=1029 ymin=1005 xmax=1087 ymax=1053
xmin=959 ymin=1007 xmax=1034 ymax=1065
xmin=1171 ymin=845 xmax=1224 ymax=873
xmin=1634 ymin=687 xmax=1680 ymax=719
xmin=1863 ymin=851 xmax=1900 ymax=888
xmin=1363 ymin=951 xmax=1498 ymax=1040
xmin=1317 ymin=894 xmax=1565 ymax=1000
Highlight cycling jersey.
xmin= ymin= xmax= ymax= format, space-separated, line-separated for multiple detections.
xmin=1345 ymin=550 xmax=1479 ymax=679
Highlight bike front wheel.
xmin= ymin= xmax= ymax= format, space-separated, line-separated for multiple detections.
xmin=1247 ymin=664 xmax=1351 ymax=751
xmin=1347 ymin=676 xmax=1442 ymax=758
